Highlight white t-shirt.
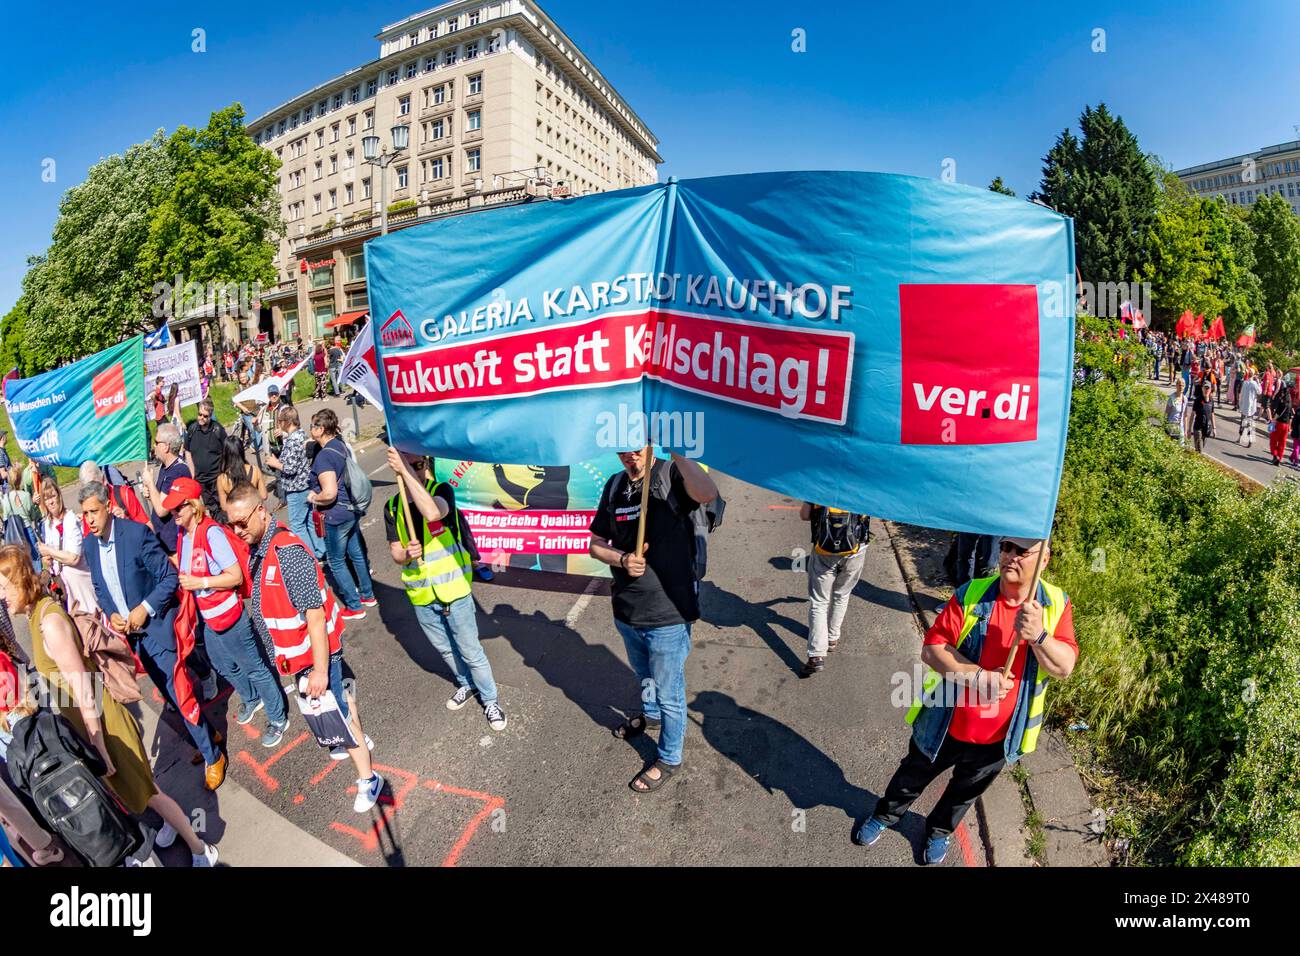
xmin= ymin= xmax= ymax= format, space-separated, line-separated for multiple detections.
xmin=1238 ymin=379 xmax=1260 ymax=416
xmin=42 ymin=513 xmax=86 ymax=573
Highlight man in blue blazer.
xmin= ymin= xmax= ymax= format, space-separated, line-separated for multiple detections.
xmin=79 ymin=480 xmax=226 ymax=790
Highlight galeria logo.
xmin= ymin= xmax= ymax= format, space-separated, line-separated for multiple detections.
xmin=92 ymin=363 xmax=127 ymax=418
xmin=899 ymin=284 xmax=1039 ymax=445
xmin=380 ymin=309 xmax=416 ymax=349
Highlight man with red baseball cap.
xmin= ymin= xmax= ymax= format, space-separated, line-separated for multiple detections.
xmin=165 ymin=477 xmax=290 ymax=749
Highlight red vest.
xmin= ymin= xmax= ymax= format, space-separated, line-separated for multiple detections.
xmin=184 ymin=517 xmax=245 ymax=631
xmin=259 ymin=525 xmax=343 ymax=674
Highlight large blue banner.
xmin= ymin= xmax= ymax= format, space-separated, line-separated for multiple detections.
xmin=366 ymin=172 xmax=1075 ymax=538
xmin=4 ymin=336 xmax=147 ymax=467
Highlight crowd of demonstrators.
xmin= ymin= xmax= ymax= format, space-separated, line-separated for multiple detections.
xmin=308 ymin=409 xmax=374 ymax=620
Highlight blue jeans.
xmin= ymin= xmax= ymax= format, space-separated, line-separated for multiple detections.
xmin=413 ymin=597 xmax=497 ymax=704
xmin=202 ymin=612 xmax=288 ymax=725
xmin=134 ymin=629 xmax=220 ymax=766
xmin=285 ymin=490 xmax=324 ymax=558
xmin=239 ymin=414 xmax=265 ymax=452
xmin=615 ymin=620 xmax=692 ymax=766
xmin=324 ymin=514 xmax=374 ymax=611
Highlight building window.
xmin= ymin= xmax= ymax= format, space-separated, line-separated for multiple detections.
xmin=346 ymin=116 xmax=356 ymax=136
xmin=428 ymin=156 xmax=445 ymax=179
xmin=487 ymin=32 xmax=501 ymax=53
xmin=468 ymin=74 xmax=482 ymax=95
xmin=345 ymin=149 xmax=354 ymax=169
xmin=433 ymin=84 xmax=447 ymax=105
xmin=314 ymin=302 xmax=334 ymax=336
xmin=428 ymin=118 xmax=444 ymax=140
xmin=333 ymin=93 xmax=344 ymax=110
xmin=347 ymin=251 xmax=366 ymax=281
xmin=425 ymin=56 xmax=437 ymax=72
xmin=443 ymin=48 xmax=458 ymax=67
xmin=396 ymin=165 xmax=409 ymax=189
xmin=347 ymin=290 xmax=369 ymax=310
xmin=407 ymin=61 xmax=418 ymax=79
xmin=367 ymin=78 xmax=378 ymax=98
xmin=364 ymin=110 xmax=374 ymax=131
xmin=314 ymin=161 xmax=322 ymax=180
xmin=319 ymin=99 xmax=328 ymax=115
xmin=467 ymin=148 xmax=481 ymax=173
xmin=388 ymin=68 xmax=400 ymax=85
xmin=315 ymin=130 xmax=324 ymax=149
xmin=328 ymin=189 xmax=337 ymax=209
xmin=345 ymin=183 xmax=354 ymax=204
xmin=465 ymin=40 xmax=479 ymax=59
xmin=469 ymin=11 xmax=480 ymax=25
xmin=331 ymin=123 xmax=340 ymax=142
xmin=311 ymin=266 xmax=333 ymax=290
xmin=399 ymin=95 xmax=411 ymax=116
xmin=289 ymin=113 xmax=300 ymax=130
xmin=362 ymin=177 xmax=372 ymax=199
xmin=304 ymin=104 xmax=314 ymax=121
xmin=467 ymin=109 xmax=481 ymax=132
xmin=408 ymin=31 xmax=419 ymax=47
xmin=448 ymin=15 xmax=459 ymax=31
xmin=278 ymin=120 xmax=287 ymax=135
xmin=283 ymin=306 xmax=299 ymax=338
xmin=313 ymin=194 xmax=322 ymax=214
xmin=350 ymin=85 xmax=361 ymax=104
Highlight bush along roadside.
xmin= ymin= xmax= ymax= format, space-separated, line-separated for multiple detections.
xmin=1046 ymin=316 xmax=1299 ymax=865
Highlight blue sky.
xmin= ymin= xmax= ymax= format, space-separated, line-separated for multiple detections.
xmin=3 ymin=0 xmax=1298 ymax=314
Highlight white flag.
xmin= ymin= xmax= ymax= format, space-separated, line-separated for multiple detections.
xmin=340 ymin=319 xmax=384 ymax=409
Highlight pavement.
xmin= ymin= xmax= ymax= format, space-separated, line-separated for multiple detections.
xmin=10 ymin=385 xmax=1039 ymax=868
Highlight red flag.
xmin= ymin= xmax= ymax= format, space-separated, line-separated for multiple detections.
xmin=0 ymin=367 xmax=17 ymax=400
xmin=1193 ymin=314 xmax=1205 ymax=336
xmin=172 ymin=588 xmax=202 ymax=726
xmin=1175 ymin=310 xmax=1193 ymax=337
xmin=1236 ymin=324 xmax=1256 ymax=347
xmin=1210 ymin=316 xmax=1226 ymax=341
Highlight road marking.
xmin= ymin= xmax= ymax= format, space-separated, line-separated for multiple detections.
xmin=955 ymin=820 xmax=980 ymax=867
xmin=767 ymin=505 xmax=800 ymax=511
xmin=564 ymin=577 xmax=602 ymax=629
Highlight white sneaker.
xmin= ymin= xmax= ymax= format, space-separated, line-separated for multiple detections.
xmin=192 ymin=843 xmax=218 ymax=867
xmin=483 ymin=701 xmax=508 ymax=732
xmin=329 ymin=733 xmax=374 ymax=761
xmin=156 ymin=822 xmax=178 ymax=849
xmin=353 ymin=772 xmax=384 ymax=813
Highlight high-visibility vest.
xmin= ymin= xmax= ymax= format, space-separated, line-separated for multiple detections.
xmin=259 ymin=525 xmax=343 ymax=675
xmin=184 ymin=518 xmax=244 ymax=631
xmin=905 ymin=574 xmax=1069 ymax=757
xmin=386 ymin=483 xmax=472 ymax=606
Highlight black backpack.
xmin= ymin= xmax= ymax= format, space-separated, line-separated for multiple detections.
xmin=810 ymin=506 xmax=871 ymax=555
xmin=608 ymin=460 xmax=725 ymax=580
xmin=6 ymin=709 xmax=143 ymax=867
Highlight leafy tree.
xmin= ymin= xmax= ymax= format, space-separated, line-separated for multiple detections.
xmin=988 ymin=176 xmax=1016 ymax=197
xmin=138 ymin=103 xmax=283 ymax=326
xmin=1248 ymin=194 xmax=1300 ymax=349
xmin=18 ymin=133 xmax=175 ymax=370
xmin=1140 ymin=170 xmax=1222 ymax=323
xmin=1202 ymin=200 xmax=1264 ymax=337
xmin=1033 ymin=104 xmax=1157 ymax=287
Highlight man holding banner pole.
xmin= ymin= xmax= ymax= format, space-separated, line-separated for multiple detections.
xmin=589 ymin=447 xmax=718 ymax=794
xmin=854 ymin=535 xmax=1077 ymax=863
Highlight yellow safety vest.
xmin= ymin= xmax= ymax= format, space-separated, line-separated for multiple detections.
xmin=905 ymin=574 xmax=1067 ymax=757
xmin=387 ymin=483 xmax=472 ymax=606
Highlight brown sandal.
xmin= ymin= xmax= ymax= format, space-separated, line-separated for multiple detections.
xmin=630 ymin=759 xmax=678 ymax=793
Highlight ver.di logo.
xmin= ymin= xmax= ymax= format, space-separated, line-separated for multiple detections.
xmin=92 ymin=363 xmax=127 ymax=418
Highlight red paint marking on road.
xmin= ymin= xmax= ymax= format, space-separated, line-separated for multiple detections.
xmin=236 ymin=732 xmax=310 ymax=792
xmin=200 ymin=685 xmax=234 ymax=711
xmin=330 ymin=805 xmax=398 ymax=852
xmin=310 ymin=759 xmax=343 ymax=787
xmin=767 ymin=504 xmax=800 ymax=510
xmin=293 ymin=794 xmax=305 ymax=805
xmin=955 ymin=821 xmax=980 ymax=867
xmin=423 ymin=779 xmax=506 ymax=867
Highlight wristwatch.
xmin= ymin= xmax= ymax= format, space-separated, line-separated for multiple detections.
xmin=1034 ymin=629 xmax=1048 ymax=646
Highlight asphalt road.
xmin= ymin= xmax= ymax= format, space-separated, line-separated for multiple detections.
xmin=134 ymin=433 xmax=987 ymax=867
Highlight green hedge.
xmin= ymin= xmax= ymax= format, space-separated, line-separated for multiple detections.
xmin=1048 ymin=316 xmax=1300 ymax=864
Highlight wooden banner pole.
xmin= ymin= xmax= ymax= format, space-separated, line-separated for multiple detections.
xmin=1002 ymin=537 xmax=1050 ymax=679
xmin=634 ymin=445 xmax=654 ymax=556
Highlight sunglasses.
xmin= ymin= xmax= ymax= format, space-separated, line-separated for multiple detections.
xmin=1000 ymin=541 xmax=1040 ymax=558
xmin=226 ymin=509 xmax=262 ymax=532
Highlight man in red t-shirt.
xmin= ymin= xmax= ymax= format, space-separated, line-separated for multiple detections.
xmin=854 ymin=536 xmax=1079 ymax=864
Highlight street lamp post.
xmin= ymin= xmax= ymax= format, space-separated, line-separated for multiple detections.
xmin=362 ymin=124 xmax=410 ymax=236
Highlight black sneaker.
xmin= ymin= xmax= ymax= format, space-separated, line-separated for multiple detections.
xmin=799 ymin=657 xmax=825 ymax=678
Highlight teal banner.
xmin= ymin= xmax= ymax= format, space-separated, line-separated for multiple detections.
xmin=3 ymin=336 xmax=147 ymax=467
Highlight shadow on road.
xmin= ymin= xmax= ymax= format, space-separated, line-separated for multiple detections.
xmin=699 ymin=580 xmax=806 ymax=675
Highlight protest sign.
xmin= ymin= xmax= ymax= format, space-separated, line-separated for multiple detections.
xmin=368 ymin=172 xmax=1075 ymax=538
xmin=144 ymin=340 xmax=202 ymax=408
xmin=4 ymin=336 xmax=146 ymax=467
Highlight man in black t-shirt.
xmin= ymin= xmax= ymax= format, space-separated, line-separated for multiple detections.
xmin=184 ymin=398 xmax=228 ymax=516
xmin=589 ymin=448 xmax=718 ymax=794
